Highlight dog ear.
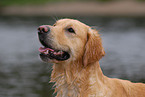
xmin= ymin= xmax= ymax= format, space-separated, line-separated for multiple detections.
xmin=83 ymin=28 xmax=105 ymax=67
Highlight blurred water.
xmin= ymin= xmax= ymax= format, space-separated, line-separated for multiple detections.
xmin=0 ymin=16 xmax=145 ymax=97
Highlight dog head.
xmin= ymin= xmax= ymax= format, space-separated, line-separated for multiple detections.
xmin=38 ymin=19 xmax=105 ymax=65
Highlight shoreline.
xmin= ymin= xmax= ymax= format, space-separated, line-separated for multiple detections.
xmin=1 ymin=1 xmax=145 ymax=17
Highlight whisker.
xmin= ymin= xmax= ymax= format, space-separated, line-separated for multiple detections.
xmin=51 ymin=15 xmax=57 ymax=22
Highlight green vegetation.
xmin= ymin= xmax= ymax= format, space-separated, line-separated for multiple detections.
xmin=0 ymin=0 xmax=145 ymax=6
xmin=0 ymin=0 xmax=113 ymax=6
xmin=0 ymin=0 xmax=51 ymax=6
xmin=137 ymin=0 xmax=145 ymax=2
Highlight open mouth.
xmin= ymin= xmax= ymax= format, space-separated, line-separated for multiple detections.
xmin=39 ymin=47 xmax=70 ymax=61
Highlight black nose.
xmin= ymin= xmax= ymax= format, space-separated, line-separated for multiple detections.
xmin=38 ymin=25 xmax=50 ymax=34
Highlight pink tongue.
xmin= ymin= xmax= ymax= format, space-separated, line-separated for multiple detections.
xmin=39 ymin=47 xmax=54 ymax=53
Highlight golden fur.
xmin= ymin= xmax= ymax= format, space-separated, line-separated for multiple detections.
xmin=40 ymin=19 xmax=145 ymax=97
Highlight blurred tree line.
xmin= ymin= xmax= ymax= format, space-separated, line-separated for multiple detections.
xmin=0 ymin=0 xmax=145 ymax=6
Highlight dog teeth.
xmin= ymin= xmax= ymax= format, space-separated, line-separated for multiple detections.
xmin=58 ymin=51 xmax=62 ymax=54
xmin=42 ymin=49 xmax=64 ymax=56
xmin=53 ymin=52 xmax=57 ymax=55
xmin=52 ymin=50 xmax=64 ymax=55
xmin=58 ymin=51 xmax=64 ymax=54
xmin=44 ymin=50 xmax=49 ymax=54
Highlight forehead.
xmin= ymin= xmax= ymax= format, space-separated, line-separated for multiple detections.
xmin=55 ymin=19 xmax=88 ymax=28
xmin=53 ymin=19 xmax=89 ymax=38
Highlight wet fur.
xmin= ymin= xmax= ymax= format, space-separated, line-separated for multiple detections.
xmin=41 ymin=19 xmax=145 ymax=97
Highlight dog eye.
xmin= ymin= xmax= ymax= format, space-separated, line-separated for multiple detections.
xmin=67 ymin=28 xmax=75 ymax=33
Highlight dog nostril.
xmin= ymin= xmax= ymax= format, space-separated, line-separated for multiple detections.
xmin=42 ymin=28 xmax=45 ymax=33
xmin=38 ymin=26 xmax=50 ymax=34
xmin=38 ymin=28 xmax=40 ymax=31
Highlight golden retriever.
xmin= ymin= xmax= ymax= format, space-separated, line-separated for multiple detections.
xmin=38 ymin=19 xmax=145 ymax=97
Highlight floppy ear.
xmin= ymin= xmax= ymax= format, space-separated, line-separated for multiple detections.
xmin=83 ymin=28 xmax=105 ymax=67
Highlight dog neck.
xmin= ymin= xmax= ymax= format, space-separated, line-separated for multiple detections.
xmin=50 ymin=61 xmax=110 ymax=97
